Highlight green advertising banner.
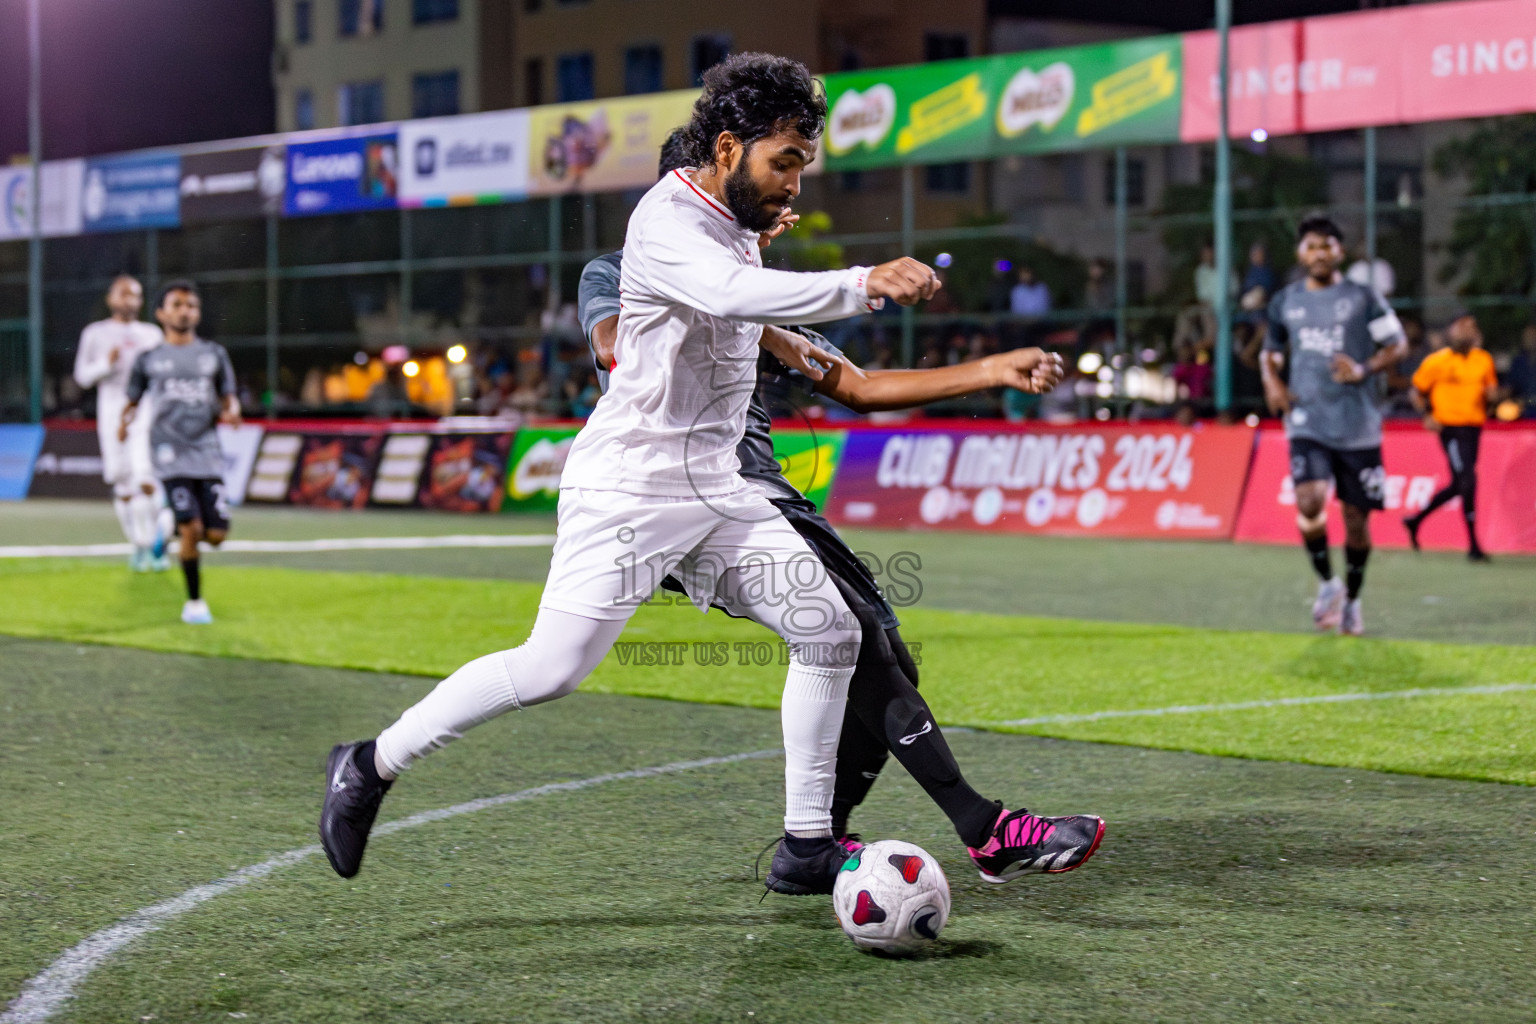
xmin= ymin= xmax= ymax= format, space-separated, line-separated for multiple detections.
xmin=822 ymin=35 xmax=1182 ymax=170
xmin=770 ymin=428 xmax=847 ymax=510
xmin=502 ymin=426 xmax=581 ymax=513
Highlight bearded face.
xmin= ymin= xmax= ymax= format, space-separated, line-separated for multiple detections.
xmin=723 ymin=144 xmax=790 ymax=234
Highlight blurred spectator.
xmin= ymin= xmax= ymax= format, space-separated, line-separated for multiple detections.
xmin=1507 ymin=324 xmax=1536 ymax=415
xmin=866 ymin=340 xmax=896 ymax=371
xmin=477 ymin=370 xmax=516 ymax=417
xmin=916 ymin=335 xmax=947 ymax=370
xmin=510 ymin=367 xmax=549 ymax=417
xmin=1346 ymin=248 xmax=1396 ymax=296
xmin=1239 ymin=241 xmax=1276 ymax=316
xmin=569 ymin=370 xmax=602 ymax=418
xmin=1172 ymin=345 xmax=1213 ymax=410
xmin=1009 ymin=265 xmax=1052 ymax=316
xmin=1077 ymin=259 xmax=1115 ymax=352
xmin=986 ymin=261 xmax=1015 ymax=312
xmin=1175 ymin=243 xmax=1234 ymax=353
xmin=1231 ymin=321 xmax=1265 ymax=409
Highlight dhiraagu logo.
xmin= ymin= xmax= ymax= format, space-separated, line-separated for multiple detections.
xmin=896 ymin=74 xmax=988 ymax=155
xmin=1075 ymin=50 xmax=1178 ymax=137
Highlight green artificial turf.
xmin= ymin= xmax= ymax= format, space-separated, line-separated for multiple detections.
xmin=2 ymin=640 xmax=1533 ymax=1024
xmin=2 ymin=561 xmax=1533 ymax=785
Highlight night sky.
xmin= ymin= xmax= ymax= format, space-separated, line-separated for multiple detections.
xmin=0 ymin=0 xmax=275 ymax=162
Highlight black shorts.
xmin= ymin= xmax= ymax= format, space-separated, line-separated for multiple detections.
xmin=164 ymin=477 xmax=231 ymax=532
xmin=1289 ymin=439 xmax=1386 ymax=511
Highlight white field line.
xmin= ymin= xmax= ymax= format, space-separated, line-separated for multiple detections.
xmin=0 ymin=748 xmax=782 ymax=1024
xmin=0 ymin=534 xmax=556 ymax=558
xmin=997 ymin=682 xmax=1536 ymax=727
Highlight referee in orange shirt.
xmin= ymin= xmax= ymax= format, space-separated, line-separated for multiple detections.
xmin=1403 ymin=309 xmax=1499 ymax=561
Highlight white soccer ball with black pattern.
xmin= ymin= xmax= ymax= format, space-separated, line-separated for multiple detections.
xmin=831 ymin=839 xmax=950 ymax=956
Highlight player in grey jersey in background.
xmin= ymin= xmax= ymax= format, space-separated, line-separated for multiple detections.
xmin=121 ymin=280 xmax=242 ymax=625
xmin=1262 ymin=215 xmax=1407 ymax=636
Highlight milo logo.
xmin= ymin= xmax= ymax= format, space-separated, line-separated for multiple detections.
xmin=828 ymin=84 xmax=897 ymax=155
xmin=997 ymin=62 xmax=1075 ymax=138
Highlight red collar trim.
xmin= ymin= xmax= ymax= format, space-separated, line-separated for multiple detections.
xmin=672 ymin=169 xmax=736 ymax=224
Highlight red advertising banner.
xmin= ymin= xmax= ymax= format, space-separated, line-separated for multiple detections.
xmin=1182 ymin=0 xmax=1536 ymax=141
xmin=825 ymin=424 xmax=1256 ymax=539
xmin=1233 ymin=427 xmax=1536 ymax=553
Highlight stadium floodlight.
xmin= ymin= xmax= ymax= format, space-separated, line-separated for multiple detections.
xmin=447 ymin=344 xmax=467 ymax=364
xmin=402 ymin=360 xmax=420 ymax=378
xmin=1078 ymin=352 xmax=1104 ymax=374
xmin=1251 ymin=129 xmax=1269 ymax=143
xmin=934 ymin=253 xmax=953 ymax=268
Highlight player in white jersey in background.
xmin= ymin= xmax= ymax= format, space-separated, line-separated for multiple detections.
xmin=73 ymin=275 xmax=171 ymax=571
xmin=320 ymin=53 xmax=940 ymax=895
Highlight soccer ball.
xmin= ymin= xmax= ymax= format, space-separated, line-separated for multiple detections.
xmin=831 ymin=839 xmax=950 ymax=956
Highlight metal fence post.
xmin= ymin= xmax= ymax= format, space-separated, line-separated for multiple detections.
xmin=1213 ymin=0 xmax=1234 ymax=414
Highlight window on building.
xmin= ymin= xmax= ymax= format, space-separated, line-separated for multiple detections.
xmin=525 ymin=58 xmax=544 ymax=105
xmin=692 ymin=34 xmax=731 ymax=85
xmin=295 ymin=88 xmax=315 ymax=130
xmin=413 ymin=0 xmax=458 ymax=24
xmin=556 ymin=53 xmax=595 ymax=102
xmin=924 ymin=33 xmax=969 ymax=62
xmin=1103 ymin=156 xmax=1147 ymax=207
xmin=339 ymin=80 xmax=385 ymax=126
xmin=625 ymin=44 xmax=664 ymax=95
xmin=412 ymin=70 xmax=460 ymax=118
xmin=926 ymin=162 xmax=970 ymax=194
xmin=339 ymin=0 xmax=383 ymax=36
xmin=294 ymin=0 xmax=312 ymax=43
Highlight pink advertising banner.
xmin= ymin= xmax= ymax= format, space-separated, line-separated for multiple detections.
xmin=1181 ymin=0 xmax=1536 ymax=140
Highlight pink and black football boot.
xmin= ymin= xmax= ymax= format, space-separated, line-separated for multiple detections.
xmin=968 ymin=808 xmax=1105 ymax=883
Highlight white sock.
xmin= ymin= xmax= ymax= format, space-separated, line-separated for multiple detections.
xmin=112 ymin=492 xmax=138 ymax=548
xmin=129 ymin=490 xmax=161 ymax=549
xmin=375 ymin=608 xmax=626 ymax=777
xmin=781 ymin=661 xmax=855 ymax=835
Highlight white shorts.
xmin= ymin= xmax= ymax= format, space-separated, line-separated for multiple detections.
xmin=540 ymin=486 xmax=835 ymax=624
xmin=99 ymin=416 xmax=154 ymax=488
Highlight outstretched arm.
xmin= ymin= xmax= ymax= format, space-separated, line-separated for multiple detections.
xmin=761 ymin=326 xmax=1062 ymax=413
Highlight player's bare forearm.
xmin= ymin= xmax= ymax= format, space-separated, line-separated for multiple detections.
xmin=118 ymin=402 xmax=136 ymax=443
xmin=1260 ymin=350 xmax=1291 ymax=413
xmin=816 ymin=349 xmax=1062 ymax=414
xmin=592 ymin=316 xmax=618 ymax=369
xmin=1365 ymin=337 xmax=1408 ymax=376
xmin=221 ymin=395 xmax=242 ymax=428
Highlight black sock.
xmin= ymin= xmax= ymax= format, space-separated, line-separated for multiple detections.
xmin=353 ymin=740 xmax=391 ymax=791
xmin=1345 ymin=545 xmax=1370 ymax=601
xmin=181 ymin=557 xmax=200 ymax=600
xmin=1304 ymin=533 xmax=1333 ymax=581
xmin=1463 ymin=487 xmax=1481 ymax=554
xmin=844 ymin=626 xmax=1001 ymax=849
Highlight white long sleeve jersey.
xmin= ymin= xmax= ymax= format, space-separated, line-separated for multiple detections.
xmin=74 ymin=318 xmax=164 ymax=427
xmin=561 ymin=169 xmax=879 ymax=497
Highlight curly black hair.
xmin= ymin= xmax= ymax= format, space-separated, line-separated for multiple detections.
xmin=685 ymin=52 xmax=826 ymax=168
xmin=657 ymin=126 xmax=697 ymax=179
xmin=1296 ymin=213 xmax=1343 ymax=244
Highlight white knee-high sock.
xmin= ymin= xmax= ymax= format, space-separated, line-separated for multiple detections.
xmin=128 ymin=490 xmax=161 ymax=549
xmin=112 ymin=493 xmax=138 ymax=547
xmin=781 ymin=661 xmax=856 ymax=835
xmin=375 ymin=609 xmax=625 ymax=777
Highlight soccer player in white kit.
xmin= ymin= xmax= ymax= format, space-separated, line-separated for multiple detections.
xmin=320 ymin=53 xmax=940 ymax=894
xmin=73 ymin=275 xmax=170 ymax=571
